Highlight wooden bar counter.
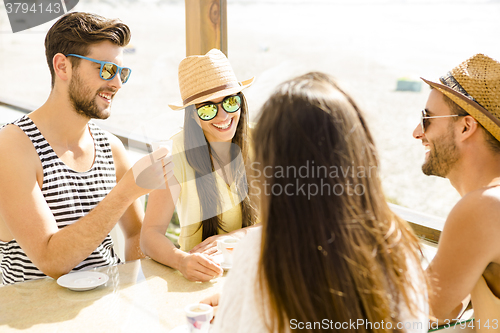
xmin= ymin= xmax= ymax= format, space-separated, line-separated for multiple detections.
xmin=0 ymin=258 xmax=226 ymax=332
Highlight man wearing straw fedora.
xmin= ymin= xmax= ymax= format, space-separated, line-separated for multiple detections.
xmin=413 ymin=53 xmax=500 ymax=324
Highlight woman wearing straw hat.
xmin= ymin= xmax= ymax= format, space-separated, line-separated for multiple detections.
xmin=141 ymin=49 xmax=258 ymax=282
xmin=203 ymin=72 xmax=428 ymax=332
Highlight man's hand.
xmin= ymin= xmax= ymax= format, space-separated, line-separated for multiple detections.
xmin=179 ymin=253 xmax=223 ymax=282
xmin=122 ymin=147 xmax=174 ymax=198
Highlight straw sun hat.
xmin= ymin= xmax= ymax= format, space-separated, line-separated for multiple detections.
xmin=168 ymin=49 xmax=254 ymax=110
xmin=421 ymin=53 xmax=500 ymax=141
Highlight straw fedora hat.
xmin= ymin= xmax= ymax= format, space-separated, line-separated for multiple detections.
xmin=421 ymin=53 xmax=500 ymax=141
xmin=168 ymin=49 xmax=254 ymax=110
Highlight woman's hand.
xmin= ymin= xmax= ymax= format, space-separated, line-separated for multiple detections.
xmin=201 ymin=292 xmax=220 ymax=307
xmin=190 ymin=225 xmax=260 ymax=255
xmin=179 ymin=253 xmax=223 ymax=282
xmin=200 ymin=293 xmax=221 ymax=323
xmin=189 ymin=234 xmax=226 ymax=255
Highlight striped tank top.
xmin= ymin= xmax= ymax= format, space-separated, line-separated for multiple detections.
xmin=0 ymin=115 xmax=121 ymax=284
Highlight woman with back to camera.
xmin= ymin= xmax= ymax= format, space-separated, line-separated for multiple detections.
xmin=140 ymin=49 xmax=258 ymax=282
xmin=204 ymin=72 xmax=428 ymax=332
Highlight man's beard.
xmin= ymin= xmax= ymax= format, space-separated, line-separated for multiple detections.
xmin=69 ymin=71 xmax=113 ymax=120
xmin=422 ymin=127 xmax=460 ymax=178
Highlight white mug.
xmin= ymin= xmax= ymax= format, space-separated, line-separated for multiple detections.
xmin=184 ymin=303 xmax=213 ymax=333
xmin=217 ymin=237 xmax=240 ymax=265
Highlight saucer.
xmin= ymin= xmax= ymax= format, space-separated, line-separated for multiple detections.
xmin=57 ymin=271 xmax=109 ymax=291
xmin=220 ymin=262 xmax=232 ymax=271
xmin=211 ymin=253 xmax=224 ymax=264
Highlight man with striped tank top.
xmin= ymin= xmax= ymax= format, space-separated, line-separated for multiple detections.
xmin=0 ymin=12 xmax=173 ymax=284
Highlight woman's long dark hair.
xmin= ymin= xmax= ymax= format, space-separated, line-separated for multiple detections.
xmin=252 ymin=72 xmax=425 ymax=332
xmin=183 ymin=93 xmax=256 ymax=241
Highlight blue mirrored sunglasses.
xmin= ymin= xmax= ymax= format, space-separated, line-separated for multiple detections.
xmin=66 ymin=54 xmax=132 ymax=84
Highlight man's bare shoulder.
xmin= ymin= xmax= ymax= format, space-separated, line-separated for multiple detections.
xmin=0 ymin=123 xmax=28 ymax=143
xmin=434 ymin=186 xmax=500 ymax=284
xmin=0 ymin=124 xmax=40 ymax=166
xmin=479 ymin=184 xmax=500 ymax=201
xmin=456 ymin=185 xmax=500 ymax=217
xmin=444 ymin=186 xmax=500 ymax=242
xmin=0 ymin=124 xmax=43 ymax=240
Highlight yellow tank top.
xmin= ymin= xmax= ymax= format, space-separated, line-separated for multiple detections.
xmin=171 ymin=131 xmax=243 ymax=251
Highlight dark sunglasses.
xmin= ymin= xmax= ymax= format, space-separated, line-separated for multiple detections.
xmin=420 ymin=109 xmax=460 ymax=133
xmin=66 ymin=54 xmax=132 ymax=84
xmin=196 ymin=94 xmax=242 ymax=121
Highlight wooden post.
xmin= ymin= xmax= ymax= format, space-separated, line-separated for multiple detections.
xmin=185 ymin=0 xmax=227 ymax=57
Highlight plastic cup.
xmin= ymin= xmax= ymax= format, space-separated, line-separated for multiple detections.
xmin=184 ymin=303 xmax=213 ymax=333
xmin=151 ymin=140 xmax=173 ymax=154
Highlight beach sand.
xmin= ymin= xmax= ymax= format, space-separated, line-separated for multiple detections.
xmin=1 ymin=0 xmax=500 ymax=218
